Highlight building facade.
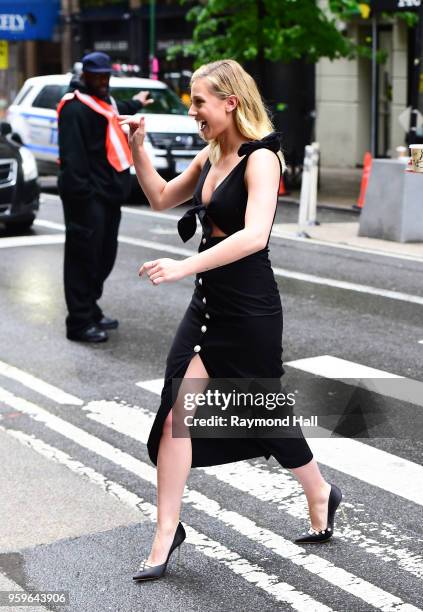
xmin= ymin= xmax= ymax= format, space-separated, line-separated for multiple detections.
xmin=316 ymin=16 xmax=416 ymax=167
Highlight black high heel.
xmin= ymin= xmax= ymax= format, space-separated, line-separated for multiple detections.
xmin=132 ymin=522 xmax=186 ymax=582
xmin=294 ymin=484 xmax=342 ymax=544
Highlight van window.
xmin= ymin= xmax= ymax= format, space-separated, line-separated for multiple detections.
xmin=32 ymin=85 xmax=69 ymax=110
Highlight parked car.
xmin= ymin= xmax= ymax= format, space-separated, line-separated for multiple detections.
xmin=0 ymin=122 xmax=40 ymax=232
xmin=6 ymin=74 xmax=205 ymax=181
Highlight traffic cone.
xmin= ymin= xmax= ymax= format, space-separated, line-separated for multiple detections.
xmin=278 ymin=175 xmax=289 ymax=196
xmin=356 ymin=152 xmax=372 ymax=209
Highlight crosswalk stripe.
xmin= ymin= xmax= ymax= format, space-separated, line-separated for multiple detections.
xmin=136 ymin=376 xmax=423 ymax=506
xmin=136 ymin=378 xmax=165 ymax=394
xmin=285 ymin=355 xmax=403 ymax=379
xmin=33 ymin=219 xmax=423 ymax=306
xmin=286 ymin=355 xmax=423 ymax=407
xmin=0 ymin=427 xmax=331 ymax=610
xmin=84 ymin=399 xmax=423 ymax=581
xmin=0 ymin=235 xmax=64 ymax=249
xmin=0 ymin=387 xmax=419 ymax=611
xmin=0 ymin=359 xmax=83 ymax=406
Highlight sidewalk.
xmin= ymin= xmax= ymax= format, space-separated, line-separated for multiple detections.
xmin=278 ymin=166 xmax=423 ymax=260
xmin=283 ymin=165 xmax=362 ymax=211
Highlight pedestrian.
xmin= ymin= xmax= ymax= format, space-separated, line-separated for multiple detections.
xmin=57 ymin=51 xmax=153 ymax=342
xmin=121 ymin=59 xmax=343 ymax=581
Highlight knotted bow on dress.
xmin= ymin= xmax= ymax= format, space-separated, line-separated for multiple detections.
xmin=177 ymin=131 xmax=282 ymax=243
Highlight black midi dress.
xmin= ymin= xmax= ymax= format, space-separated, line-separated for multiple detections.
xmin=146 ymin=132 xmax=313 ymax=470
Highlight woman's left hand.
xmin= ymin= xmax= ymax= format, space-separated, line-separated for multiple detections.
xmin=139 ymin=258 xmax=188 ymax=285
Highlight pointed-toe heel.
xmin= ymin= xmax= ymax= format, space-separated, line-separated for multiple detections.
xmin=132 ymin=522 xmax=186 ymax=582
xmin=295 ymin=483 xmax=342 ymax=544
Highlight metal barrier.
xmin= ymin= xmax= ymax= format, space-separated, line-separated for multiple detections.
xmin=298 ymin=142 xmax=320 ymax=237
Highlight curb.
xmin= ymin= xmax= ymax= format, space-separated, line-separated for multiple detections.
xmin=278 ymin=196 xmax=360 ymax=215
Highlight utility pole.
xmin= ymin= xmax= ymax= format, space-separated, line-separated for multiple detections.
xmin=61 ymin=0 xmax=72 ymax=73
xmin=149 ymin=0 xmax=157 ymax=79
xmin=407 ymin=3 xmax=423 ymax=144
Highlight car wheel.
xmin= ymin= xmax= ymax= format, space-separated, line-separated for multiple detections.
xmin=6 ymin=220 xmax=34 ymax=233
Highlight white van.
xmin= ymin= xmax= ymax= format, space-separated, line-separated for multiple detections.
xmin=7 ymin=74 xmax=204 ymax=177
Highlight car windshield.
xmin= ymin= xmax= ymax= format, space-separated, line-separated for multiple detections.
xmin=111 ymin=87 xmax=188 ymax=115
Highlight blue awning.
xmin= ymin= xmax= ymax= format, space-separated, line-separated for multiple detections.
xmin=0 ymin=0 xmax=60 ymax=41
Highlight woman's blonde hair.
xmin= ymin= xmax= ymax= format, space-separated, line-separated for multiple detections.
xmin=190 ymin=59 xmax=285 ymax=169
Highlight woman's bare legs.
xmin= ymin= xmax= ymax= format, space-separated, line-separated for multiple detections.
xmin=145 ymin=355 xmax=209 ymax=566
xmin=290 ymin=459 xmax=332 ymax=531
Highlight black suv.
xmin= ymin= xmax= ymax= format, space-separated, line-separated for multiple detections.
xmin=0 ymin=122 xmax=40 ymax=232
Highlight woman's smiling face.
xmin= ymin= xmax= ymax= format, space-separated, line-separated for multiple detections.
xmin=188 ymin=78 xmax=237 ymax=141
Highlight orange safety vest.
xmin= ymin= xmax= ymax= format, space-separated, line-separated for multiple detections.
xmin=57 ymin=90 xmax=132 ymax=172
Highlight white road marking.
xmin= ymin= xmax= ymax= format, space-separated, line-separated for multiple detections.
xmin=418 ymin=340 xmax=423 ymax=345
xmin=136 ymin=378 xmax=165 ymax=394
xmin=1 ymin=391 xmax=419 ymax=612
xmin=121 ymin=205 xmax=423 ymax=263
xmin=122 ymin=206 xmax=423 ymax=264
xmin=39 ymin=195 xmax=423 ymax=263
xmin=285 ymin=355 xmax=402 ymax=379
xmin=0 ymin=359 xmax=83 ymax=406
xmin=84 ymin=399 xmax=423 ymax=580
xmin=0 ymin=234 xmax=64 ymax=248
xmin=285 ymin=355 xmax=423 ymax=408
xmin=135 ymin=377 xmax=423 ymax=506
xmin=271 ymin=267 xmax=423 ymax=306
xmin=0 ymin=566 xmax=50 ymax=612
xmin=33 ymin=218 xmax=423 ymax=306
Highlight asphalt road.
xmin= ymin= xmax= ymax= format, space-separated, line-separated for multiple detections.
xmin=0 ymin=194 xmax=422 ymax=612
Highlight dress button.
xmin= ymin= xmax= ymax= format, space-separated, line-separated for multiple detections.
xmin=194 ymin=345 xmax=201 ymax=353
xmin=202 ymin=238 xmax=206 ymax=244
xmin=201 ymin=325 xmax=207 ymax=333
xmin=202 ymin=297 xmax=206 ymax=304
xmin=199 ymin=278 xmax=202 ymax=285
xmin=205 ymin=313 xmax=210 ymax=319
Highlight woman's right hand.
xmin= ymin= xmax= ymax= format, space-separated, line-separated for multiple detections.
xmin=118 ymin=114 xmax=146 ymax=148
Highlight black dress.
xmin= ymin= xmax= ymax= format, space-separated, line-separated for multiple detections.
xmin=147 ymin=132 xmax=313 ymax=470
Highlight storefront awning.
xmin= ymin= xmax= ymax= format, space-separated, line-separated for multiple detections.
xmin=0 ymin=0 xmax=60 ymax=41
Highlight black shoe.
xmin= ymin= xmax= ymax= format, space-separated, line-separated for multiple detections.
xmin=67 ymin=325 xmax=108 ymax=343
xmin=132 ymin=522 xmax=186 ymax=582
xmin=96 ymin=316 xmax=119 ymax=330
xmin=294 ymin=484 xmax=342 ymax=544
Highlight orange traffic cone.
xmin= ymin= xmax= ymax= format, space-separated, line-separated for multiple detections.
xmin=279 ymin=175 xmax=288 ymax=196
xmin=356 ymin=152 xmax=372 ymax=209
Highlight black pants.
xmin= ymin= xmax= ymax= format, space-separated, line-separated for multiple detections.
xmin=62 ymin=198 xmax=121 ymax=334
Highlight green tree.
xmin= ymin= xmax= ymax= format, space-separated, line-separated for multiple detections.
xmin=167 ymin=0 xmax=416 ymax=67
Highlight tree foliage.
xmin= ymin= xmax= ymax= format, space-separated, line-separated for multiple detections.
xmin=167 ymin=0 xmax=416 ymax=67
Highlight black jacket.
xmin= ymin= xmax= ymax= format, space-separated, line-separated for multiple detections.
xmin=58 ymin=79 xmax=142 ymax=205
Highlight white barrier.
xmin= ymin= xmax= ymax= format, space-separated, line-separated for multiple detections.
xmin=297 ymin=142 xmax=320 ymax=237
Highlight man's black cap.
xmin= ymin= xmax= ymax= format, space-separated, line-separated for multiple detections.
xmin=82 ymin=52 xmax=112 ymax=74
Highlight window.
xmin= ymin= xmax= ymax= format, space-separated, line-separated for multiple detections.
xmin=14 ymin=85 xmax=33 ymax=106
xmin=111 ymin=87 xmax=188 ymax=115
xmin=32 ymin=85 xmax=69 ymax=110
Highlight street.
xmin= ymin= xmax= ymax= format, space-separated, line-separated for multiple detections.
xmin=0 ymin=194 xmax=422 ymax=612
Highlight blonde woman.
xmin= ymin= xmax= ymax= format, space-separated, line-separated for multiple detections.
xmin=120 ymin=59 xmax=342 ymax=582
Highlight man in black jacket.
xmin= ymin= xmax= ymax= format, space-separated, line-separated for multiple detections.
xmin=58 ymin=52 xmax=151 ymax=342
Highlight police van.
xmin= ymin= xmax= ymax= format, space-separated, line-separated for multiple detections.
xmin=7 ymin=74 xmax=205 ymax=179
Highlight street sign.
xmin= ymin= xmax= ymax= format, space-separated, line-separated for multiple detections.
xmin=0 ymin=1 xmax=60 ymax=41
xmin=0 ymin=41 xmax=8 ymax=69
xmin=371 ymin=0 xmax=421 ymax=10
